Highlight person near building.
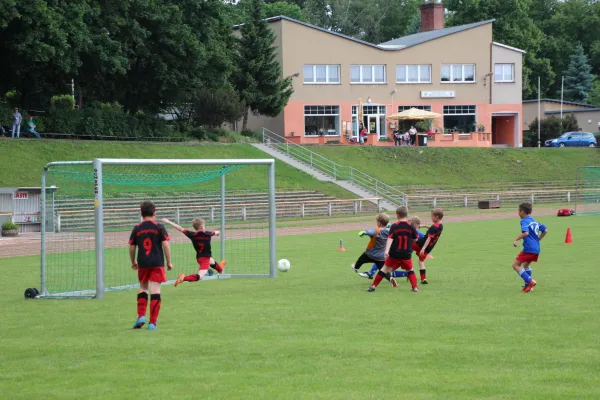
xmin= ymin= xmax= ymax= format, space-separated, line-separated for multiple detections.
xmin=409 ymin=126 xmax=417 ymax=146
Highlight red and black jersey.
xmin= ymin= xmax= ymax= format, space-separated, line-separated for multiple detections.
xmin=128 ymin=220 xmax=170 ymax=268
xmin=388 ymin=221 xmax=418 ymax=260
xmin=417 ymin=223 xmax=443 ymax=254
xmin=183 ymin=229 xmax=215 ymax=258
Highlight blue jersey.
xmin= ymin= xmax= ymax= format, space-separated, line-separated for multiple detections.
xmin=520 ymin=216 xmax=546 ymax=254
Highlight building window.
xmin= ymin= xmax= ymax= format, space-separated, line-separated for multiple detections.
xmin=441 ymin=64 xmax=475 ymax=83
xmin=494 ymin=64 xmax=514 ymax=82
xmin=304 ymin=105 xmax=340 ymax=136
xmin=350 ymin=65 xmax=386 ymax=84
xmin=398 ymin=105 xmax=432 ymax=112
xmin=396 ymin=65 xmax=431 ymax=83
xmin=303 ymin=65 xmax=340 ymax=84
xmin=443 ymin=105 xmax=476 ymax=134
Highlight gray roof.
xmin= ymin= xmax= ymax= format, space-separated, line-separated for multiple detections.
xmin=545 ymin=108 xmax=600 ymax=114
xmin=379 ymin=20 xmax=495 ymax=48
xmin=233 ymin=16 xmax=495 ymax=51
xmin=523 ymin=98 xmax=598 ymax=108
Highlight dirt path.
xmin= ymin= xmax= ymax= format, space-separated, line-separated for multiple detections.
xmin=0 ymin=208 xmax=560 ymax=259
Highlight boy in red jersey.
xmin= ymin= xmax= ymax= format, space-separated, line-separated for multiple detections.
xmin=160 ymin=217 xmax=226 ymax=285
xmin=129 ymin=201 xmax=173 ymax=330
xmin=367 ymin=206 xmax=419 ymax=292
xmin=412 ymin=208 xmax=444 ymax=284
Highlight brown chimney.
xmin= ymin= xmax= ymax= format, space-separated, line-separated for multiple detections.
xmin=420 ymin=0 xmax=445 ymax=32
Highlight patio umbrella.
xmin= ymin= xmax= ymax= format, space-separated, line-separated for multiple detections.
xmin=387 ymin=107 xmax=442 ymax=121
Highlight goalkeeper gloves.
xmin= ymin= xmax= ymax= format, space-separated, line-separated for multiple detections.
xmin=358 ymin=231 xmax=366 ymax=237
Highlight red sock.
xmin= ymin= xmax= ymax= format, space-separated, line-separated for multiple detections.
xmin=184 ymin=274 xmax=200 ymax=282
xmin=137 ymin=292 xmax=148 ymax=318
xmin=372 ymin=272 xmax=384 ymax=287
xmin=420 ymin=269 xmax=427 ymax=281
xmin=408 ymin=271 xmax=418 ymax=289
xmin=149 ymin=294 xmax=161 ymax=325
xmin=212 ymin=262 xmax=223 ymax=273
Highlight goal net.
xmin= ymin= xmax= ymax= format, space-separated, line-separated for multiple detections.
xmin=40 ymin=158 xmax=277 ymax=298
xmin=575 ymin=166 xmax=600 ymax=216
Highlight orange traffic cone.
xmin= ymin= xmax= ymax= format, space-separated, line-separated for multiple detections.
xmin=565 ymin=228 xmax=573 ymax=244
xmin=338 ymin=239 xmax=346 ymax=252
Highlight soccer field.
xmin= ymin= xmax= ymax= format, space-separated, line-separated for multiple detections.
xmin=1 ymin=216 xmax=599 ymax=399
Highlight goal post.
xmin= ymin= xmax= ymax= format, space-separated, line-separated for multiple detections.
xmin=575 ymin=166 xmax=600 ymax=216
xmin=40 ymin=158 xmax=277 ymax=299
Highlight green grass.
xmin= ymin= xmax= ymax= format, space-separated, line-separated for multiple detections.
xmin=0 ymin=140 xmax=351 ymax=198
xmin=2 ymin=216 xmax=600 ymax=399
xmin=310 ymin=146 xmax=600 ymax=188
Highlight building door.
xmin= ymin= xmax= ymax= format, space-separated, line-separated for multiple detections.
xmin=353 ymin=105 xmax=386 ymax=141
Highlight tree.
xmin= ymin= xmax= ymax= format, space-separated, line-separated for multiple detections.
xmin=445 ymin=0 xmax=554 ymax=99
xmin=563 ymin=44 xmax=594 ymax=103
xmin=303 ymin=0 xmax=330 ymax=28
xmin=264 ymin=1 xmax=305 ymax=20
xmin=192 ymin=88 xmax=246 ymax=129
xmin=587 ymin=78 xmax=600 ymax=107
xmin=234 ymin=0 xmax=294 ymax=131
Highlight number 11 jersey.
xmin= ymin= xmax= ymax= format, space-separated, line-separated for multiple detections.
xmin=388 ymin=221 xmax=418 ymax=260
xmin=128 ymin=220 xmax=170 ymax=268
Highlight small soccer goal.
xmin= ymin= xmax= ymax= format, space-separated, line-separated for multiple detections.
xmin=575 ymin=166 xmax=600 ymax=216
xmin=39 ymin=158 xmax=277 ymax=299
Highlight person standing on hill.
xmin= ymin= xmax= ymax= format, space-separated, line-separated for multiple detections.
xmin=12 ymin=108 xmax=22 ymax=138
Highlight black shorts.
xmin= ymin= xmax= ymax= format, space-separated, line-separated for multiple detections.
xmin=355 ymin=252 xmax=384 ymax=269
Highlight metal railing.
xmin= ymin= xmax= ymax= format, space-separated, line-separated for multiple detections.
xmin=262 ymin=128 xmax=407 ymax=207
xmin=54 ymin=197 xmax=381 ymax=232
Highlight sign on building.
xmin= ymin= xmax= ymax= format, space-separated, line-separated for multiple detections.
xmin=421 ymin=91 xmax=455 ymax=98
xmin=13 ymin=191 xmax=28 ymax=200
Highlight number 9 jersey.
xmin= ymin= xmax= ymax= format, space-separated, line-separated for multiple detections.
xmin=128 ymin=220 xmax=171 ymax=268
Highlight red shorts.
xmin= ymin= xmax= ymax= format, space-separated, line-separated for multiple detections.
xmin=197 ymin=257 xmax=211 ymax=271
xmin=138 ymin=267 xmax=167 ymax=283
xmin=384 ymin=257 xmax=413 ymax=271
xmin=412 ymin=243 xmax=429 ymax=262
xmin=516 ymin=252 xmax=539 ymax=263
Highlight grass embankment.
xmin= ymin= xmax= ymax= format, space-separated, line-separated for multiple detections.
xmin=310 ymin=146 xmax=600 ymax=188
xmin=0 ymin=140 xmax=351 ymax=198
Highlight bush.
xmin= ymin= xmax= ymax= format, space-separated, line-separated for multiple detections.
xmin=0 ymin=102 xmax=12 ymax=126
xmin=525 ymin=116 xmax=580 ymax=147
xmin=99 ymin=102 xmax=127 ymax=137
xmin=51 ymin=95 xmax=75 ymax=109
xmin=45 ymin=108 xmax=81 ymax=134
xmin=2 ymin=221 xmax=18 ymax=231
xmin=241 ymin=129 xmax=262 ymax=142
xmin=192 ymin=88 xmax=246 ymax=129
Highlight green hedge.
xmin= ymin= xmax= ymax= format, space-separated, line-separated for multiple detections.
xmin=36 ymin=103 xmax=185 ymax=139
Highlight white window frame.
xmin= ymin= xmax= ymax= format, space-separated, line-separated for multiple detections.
xmin=396 ymin=65 xmax=432 ymax=84
xmin=303 ymin=65 xmax=341 ymax=84
xmin=494 ymin=63 xmax=514 ymax=83
xmin=398 ymin=105 xmax=432 ymax=112
xmin=443 ymin=105 xmax=477 ymax=135
xmin=350 ymin=65 xmax=387 ymax=84
xmin=303 ymin=105 xmax=341 ymax=137
xmin=441 ymin=64 xmax=476 ymax=83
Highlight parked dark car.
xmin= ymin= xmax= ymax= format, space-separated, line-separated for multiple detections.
xmin=544 ymin=132 xmax=597 ymax=148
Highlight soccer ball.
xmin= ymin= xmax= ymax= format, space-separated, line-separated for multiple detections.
xmin=277 ymin=258 xmax=291 ymax=272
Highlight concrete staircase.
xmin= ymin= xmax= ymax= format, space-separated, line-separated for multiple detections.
xmin=254 ymin=129 xmax=407 ymax=211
